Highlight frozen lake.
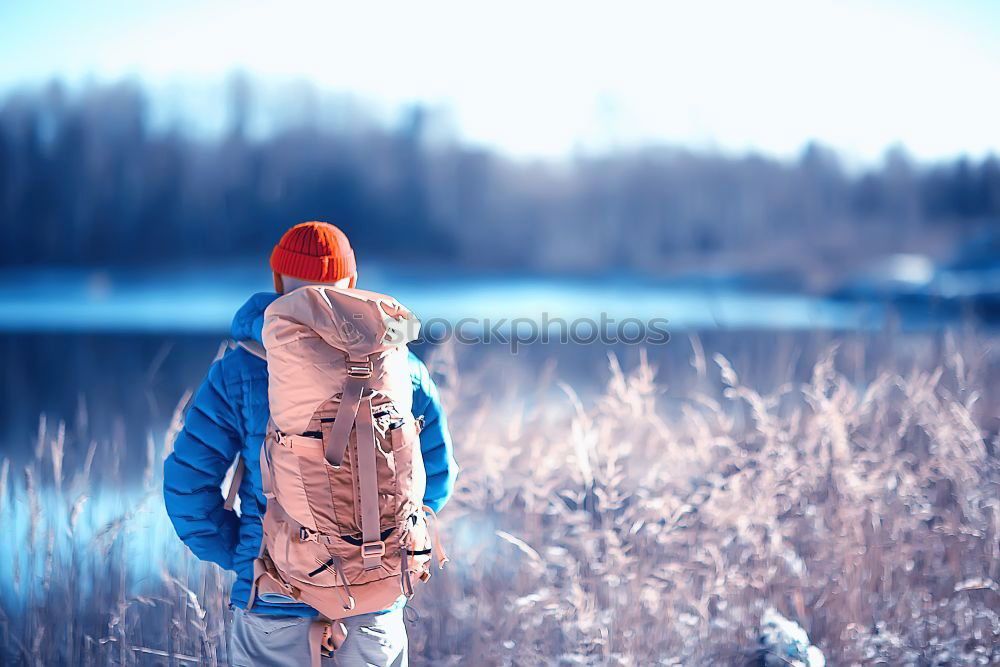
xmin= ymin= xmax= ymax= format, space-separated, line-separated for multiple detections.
xmin=0 ymin=264 xmax=881 ymax=333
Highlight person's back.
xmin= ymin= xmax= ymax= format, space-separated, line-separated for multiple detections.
xmin=163 ymin=221 xmax=458 ymax=666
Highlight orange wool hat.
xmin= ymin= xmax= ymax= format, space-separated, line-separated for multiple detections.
xmin=270 ymin=221 xmax=357 ymax=284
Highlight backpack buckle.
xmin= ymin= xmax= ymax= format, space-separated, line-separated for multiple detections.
xmin=361 ymin=540 xmax=386 ymax=558
xmin=347 ymin=359 xmax=373 ymax=379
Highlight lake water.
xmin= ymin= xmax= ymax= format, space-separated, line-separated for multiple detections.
xmin=0 ymin=264 xmax=883 ymax=333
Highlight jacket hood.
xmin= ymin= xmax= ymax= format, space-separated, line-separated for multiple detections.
xmin=231 ymin=292 xmax=280 ymax=343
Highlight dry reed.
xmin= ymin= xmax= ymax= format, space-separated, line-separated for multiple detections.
xmin=0 ymin=332 xmax=998 ymax=665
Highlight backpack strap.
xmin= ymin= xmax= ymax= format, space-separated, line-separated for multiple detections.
xmin=223 ymin=456 xmax=244 ymax=511
xmin=422 ymin=505 xmax=450 ymax=569
xmin=236 ymin=339 xmax=267 ymax=360
xmin=318 ymin=353 xmax=385 ymax=569
xmin=355 ymin=395 xmax=384 ymax=570
xmin=308 ymin=618 xmax=344 ymax=667
xmin=322 ymin=356 xmax=371 ymax=467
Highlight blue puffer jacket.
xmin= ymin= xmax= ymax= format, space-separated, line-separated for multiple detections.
xmin=163 ymin=292 xmax=457 ymax=617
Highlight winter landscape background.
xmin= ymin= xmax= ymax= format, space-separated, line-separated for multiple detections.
xmin=2 ymin=1 xmax=1000 ymax=664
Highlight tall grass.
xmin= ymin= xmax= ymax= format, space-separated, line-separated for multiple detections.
xmin=1 ymin=332 xmax=998 ymax=665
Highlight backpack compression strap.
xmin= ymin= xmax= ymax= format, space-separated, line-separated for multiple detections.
xmin=322 ymin=357 xmax=372 ymax=467
xmin=355 ymin=394 xmax=383 ymax=570
xmin=321 ymin=355 xmax=385 ymax=569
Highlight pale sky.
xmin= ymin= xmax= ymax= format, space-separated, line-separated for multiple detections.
xmin=1 ymin=0 xmax=998 ymax=162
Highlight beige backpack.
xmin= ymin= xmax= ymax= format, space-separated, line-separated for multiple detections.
xmin=244 ymin=285 xmax=447 ymax=655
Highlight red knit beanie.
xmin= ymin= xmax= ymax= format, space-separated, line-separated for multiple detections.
xmin=270 ymin=221 xmax=357 ymax=284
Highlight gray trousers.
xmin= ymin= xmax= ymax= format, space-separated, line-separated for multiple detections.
xmin=229 ymin=607 xmax=408 ymax=667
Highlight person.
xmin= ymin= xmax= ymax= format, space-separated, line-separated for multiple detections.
xmin=163 ymin=221 xmax=458 ymax=666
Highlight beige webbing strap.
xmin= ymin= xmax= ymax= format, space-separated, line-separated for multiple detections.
xmin=323 ymin=375 xmax=366 ymax=467
xmin=307 ymin=620 xmax=327 ymax=667
xmin=422 ymin=505 xmax=450 ymax=569
xmin=260 ymin=442 xmax=275 ymax=501
xmin=223 ymin=457 xmax=244 ymax=511
xmin=237 ymin=339 xmax=267 ymax=360
xmin=400 ymin=547 xmax=414 ymax=598
xmin=356 ymin=397 xmax=384 ymax=570
xmin=307 ymin=619 xmax=345 ymax=666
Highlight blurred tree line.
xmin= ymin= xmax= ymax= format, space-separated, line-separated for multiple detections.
xmin=1 ymin=80 xmax=998 ymax=287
